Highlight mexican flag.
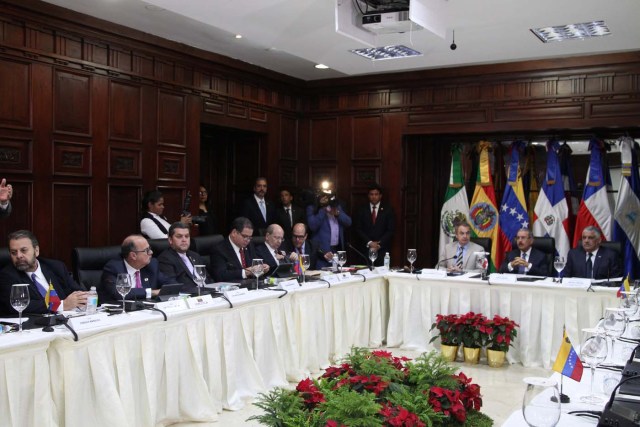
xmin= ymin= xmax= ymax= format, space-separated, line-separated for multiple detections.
xmin=438 ymin=144 xmax=469 ymax=258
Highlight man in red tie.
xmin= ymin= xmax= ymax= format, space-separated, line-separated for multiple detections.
xmin=99 ymin=234 xmax=174 ymax=303
xmin=353 ymin=184 xmax=396 ymax=266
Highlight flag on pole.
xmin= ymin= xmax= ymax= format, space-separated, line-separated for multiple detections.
xmin=439 ymin=144 xmax=470 ymax=258
xmin=522 ymin=146 xmax=540 ymax=223
xmin=45 ymin=280 xmax=61 ymax=312
xmin=533 ymin=140 xmax=571 ymax=260
xmin=552 ymin=330 xmax=583 ymax=382
xmin=559 ymin=142 xmax=579 ymax=243
xmin=468 ymin=141 xmax=500 ymax=272
xmin=573 ymin=139 xmax=614 ymax=246
xmin=498 ymin=141 xmax=529 ymax=257
xmin=618 ymin=275 xmax=631 ymax=298
xmin=613 ymin=137 xmax=640 ymax=282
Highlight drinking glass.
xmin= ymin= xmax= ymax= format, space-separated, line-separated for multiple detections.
xmin=619 ymin=291 xmax=639 ymax=321
xmin=336 ymin=251 xmax=347 ymax=273
xmin=10 ymin=284 xmax=30 ymax=333
xmin=115 ymin=273 xmax=132 ymax=313
xmin=193 ymin=264 xmax=207 ymax=296
xmin=603 ymin=307 xmax=627 ymax=363
xmin=252 ymin=259 xmax=264 ymax=290
xmin=522 ymin=377 xmax=561 ymax=427
xmin=300 ymin=254 xmax=310 ymax=284
xmin=553 ymin=256 xmax=565 ymax=283
xmin=407 ymin=249 xmax=417 ymax=273
xmin=580 ymin=330 xmax=608 ymax=404
xmin=368 ymin=248 xmax=378 ymax=269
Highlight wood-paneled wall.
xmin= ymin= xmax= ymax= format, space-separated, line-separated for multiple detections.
xmin=1 ymin=0 xmax=639 ymax=268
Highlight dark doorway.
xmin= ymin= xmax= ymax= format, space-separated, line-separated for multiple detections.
xmin=200 ymin=124 xmax=264 ymax=234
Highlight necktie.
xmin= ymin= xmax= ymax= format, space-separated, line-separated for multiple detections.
xmin=259 ymin=200 xmax=266 ymax=221
xmin=31 ymin=273 xmax=47 ymax=297
xmin=179 ymin=253 xmax=194 ymax=276
xmin=371 ymin=205 xmax=377 ymax=225
xmin=456 ymin=246 xmax=463 ymax=269
xmin=274 ymin=250 xmax=280 ymax=264
xmin=586 ymin=253 xmax=593 ymax=278
xmin=518 ymin=252 xmax=527 ymax=274
xmin=135 ymin=270 xmax=142 ymax=288
xmin=239 ymin=248 xmax=246 ymax=268
xmin=285 ymin=208 xmax=292 ymax=227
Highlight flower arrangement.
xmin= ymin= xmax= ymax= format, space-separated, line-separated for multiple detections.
xmin=486 ymin=315 xmax=519 ymax=352
xmin=249 ymin=348 xmax=493 ymax=427
xmin=429 ymin=314 xmax=460 ymax=346
xmin=456 ymin=312 xmax=492 ymax=349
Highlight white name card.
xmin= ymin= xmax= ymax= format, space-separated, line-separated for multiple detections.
xmin=419 ymin=269 xmax=447 ymax=279
xmin=357 ymin=268 xmax=376 ymax=278
xmin=323 ymin=274 xmax=341 ymax=284
xmin=278 ymin=279 xmax=300 ymax=291
xmin=68 ymin=312 xmax=111 ymax=331
xmin=562 ymin=277 xmax=592 ymax=289
xmin=374 ymin=266 xmax=390 ymax=275
xmin=156 ymin=298 xmax=189 ymax=313
xmin=337 ymin=272 xmax=351 ymax=280
xmin=489 ymin=273 xmax=518 ymax=284
xmin=186 ymin=294 xmax=215 ymax=309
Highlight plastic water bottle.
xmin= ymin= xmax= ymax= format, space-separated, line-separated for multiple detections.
xmin=384 ymin=252 xmax=390 ymax=269
xmin=331 ymin=254 xmax=338 ymax=272
xmin=86 ymin=286 xmax=98 ymax=315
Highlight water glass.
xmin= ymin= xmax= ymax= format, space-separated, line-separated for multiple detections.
xmin=336 ymin=251 xmax=347 ymax=272
xmin=580 ymin=329 xmax=608 ymax=404
xmin=407 ymin=249 xmax=417 ymax=273
xmin=193 ymin=264 xmax=207 ymax=296
xmin=522 ymin=377 xmax=561 ymax=426
xmin=300 ymin=254 xmax=310 ymax=284
xmin=368 ymin=248 xmax=378 ymax=269
xmin=10 ymin=284 xmax=30 ymax=333
xmin=553 ymin=256 xmax=565 ymax=283
xmin=252 ymin=259 xmax=264 ymax=290
xmin=115 ymin=273 xmax=132 ymax=313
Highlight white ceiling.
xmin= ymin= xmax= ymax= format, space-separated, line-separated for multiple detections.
xmin=41 ymin=0 xmax=640 ymax=81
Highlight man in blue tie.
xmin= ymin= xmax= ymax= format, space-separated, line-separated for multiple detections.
xmin=0 ymin=230 xmax=87 ymax=316
xmin=563 ymin=226 xmax=622 ymax=280
xmin=498 ymin=228 xmax=550 ymax=276
xmin=239 ymin=177 xmax=276 ymax=236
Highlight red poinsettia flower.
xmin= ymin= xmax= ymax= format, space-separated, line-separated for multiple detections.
xmin=296 ymin=378 xmax=325 ymax=409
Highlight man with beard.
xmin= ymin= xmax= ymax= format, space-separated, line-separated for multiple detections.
xmin=239 ymin=177 xmax=276 ymax=236
xmin=0 ymin=230 xmax=86 ymax=316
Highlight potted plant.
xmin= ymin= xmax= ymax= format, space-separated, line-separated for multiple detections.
xmin=485 ymin=315 xmax=519 ymax=367
xmin=455 ymin=312 xmax=490 ymax=364
xmin=430 ymin=314 xmax=460 ymax=362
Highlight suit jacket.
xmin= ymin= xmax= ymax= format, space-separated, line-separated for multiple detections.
xmin=210 ymin=238 xmax=257 ymax=282
xmin=0 ymin=201 xmax=10 ymax=218
xmin=0 ymin=258 xmax=84 ymax=316
xmin=353 ymin=203 xmax=395 ymax=266
xmin=439 ymin=241 xmax=485 ymax=271
xmin=498 ymin=247 xmax=550 ymax=276
xmin=240 ymin=196 xmax=276 ymax=236
xmin=275 ymin=205 xmax=306 ymax=240
xmin=282 ymin=239 xmax=320 ymax=270
xmin=255 ymin=242 xmax=282 ymax=272
xmin=563 ymin=245 xmax=623 ymax=280
xmin=99 ymin=257 xmax=173 ymax=303
xmin=306 ymin=203 xmax=352 ymax=268
xmin=157 ymin=248 xmax=211 ymax=294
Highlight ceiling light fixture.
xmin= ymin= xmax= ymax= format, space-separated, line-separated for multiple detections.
xmin=531 ymin=20 xmax=611 ymax=43
xmin=235 ymin=34 xmax=243 ymax=39
xmin=350 ymin=45 xmax=422 ymax=61
xmin=315 ymin=64 xmax=330 ymax=69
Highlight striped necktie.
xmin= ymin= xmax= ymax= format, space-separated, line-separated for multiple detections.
xmin=456 ymin=246 xmax=463 ymax=269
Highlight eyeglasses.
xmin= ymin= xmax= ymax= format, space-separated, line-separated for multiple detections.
xmin=133 ymin=247 xmax=152 ymax=255
xmin=240 ymin=233 xmax=253 ymax=241
xmin=293 ymin=234 xmax=306 ymax=239
xmin=199 ymin=191 xmax=207 ymax=195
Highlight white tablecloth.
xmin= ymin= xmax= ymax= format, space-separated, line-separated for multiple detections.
xmin=0 ymin=275 xmax=387 ymax=426
xmin=386 ymin=273 xmax=619 ymax=368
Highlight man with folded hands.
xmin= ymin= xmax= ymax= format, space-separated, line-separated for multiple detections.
xmin=99 ymin=234 xmax=174 ymax=303
xmin=498 ymin=228 xmax=550 ymax=276
xmin=158 ymin=222 xmax=211 ymax=294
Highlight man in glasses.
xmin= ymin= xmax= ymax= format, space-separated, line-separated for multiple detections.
xmin=255 ymin=224 xmax=289 ymax=272
xmin=284 ymin=223 xmax=319 ymax=271
xmin=210 ymin=217 xmax=269 ymax=282
xmin=99 ymin=234 xmax=174 ymax=303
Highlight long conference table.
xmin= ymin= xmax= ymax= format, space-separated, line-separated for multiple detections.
xmin=0 ymin=272 xmax=620 ymax=426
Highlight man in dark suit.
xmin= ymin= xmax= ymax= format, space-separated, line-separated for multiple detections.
xmin=210 ymin=217 xmax=270 ymax=282
xmin=239 ymin=177 xmax=277 ymax=236
xmin=158 ymin=222 xmax=212 ymax=294
xmin=275 ymin=188 xmax=306 ymax=242
xmin=0 ymin=230 xmax=86 ymax=316
xmin=99 ymin=234 xmax=174 ymax=303
xmin=353 ymin=184 xmax=395 ymax=266
xmin=255 ymin=224 xmax=289 ymax=272
xmin=563 ymin=226 xmax=623 ymax=280
xmin=499 ymin=228 xmax=550 ymax=276
xmin=0 ymin=178 xmax=12 ymax=218
xmin=283 ymin=223 xmax=320 ymax=271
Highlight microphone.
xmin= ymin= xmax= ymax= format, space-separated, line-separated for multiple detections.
xmin=436 ymin=255 xmax=456 ymax=270
xmin=348 ymin=243 xmax=373 ymax=270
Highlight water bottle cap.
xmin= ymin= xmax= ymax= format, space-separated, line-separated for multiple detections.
xmin=90 ymin=286 xmax=96 ymax=291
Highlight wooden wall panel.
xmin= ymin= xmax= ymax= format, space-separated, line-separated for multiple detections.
xmin=309 ymin=118 xmax=337 ymax=160
xmin=157 ymin=91 xmax=185 ymax=146
xmin=51 ymin=184 xmax=90 ymax=260
xmin=0 ymin=136 xmax=32 ymax=173
xmin=109 ymin=147 xmax=141 ymax=179
xmin=53 ymin=69 xmax=91 ymax=135
xmin=280 ymin=116 xmax=297 ymax=160
xmin=352 ymin=115 xmax=382 ymax=160
xmin=0 ymin=59 xmax=31 ymax=129
xmin=52 ymin=140 xmax=91 ymax=176
xmin=109 ymin=81 xmax=141 ymax=142
xmin=108 ymin=185 xmax=141 ymax=244
xmin=157 ymin=151 xmax=186 ymax=182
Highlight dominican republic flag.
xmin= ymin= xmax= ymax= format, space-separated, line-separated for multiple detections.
xmin=559 ymin=142 xmax=579 ymax=243
xmin=573 ymin=139 xmax=614 ymax=246
xmin=468 ymin=141 xmax=500 ymax=272
xmin=533 ymin=140 xmax=571 ymax=260
xmin=552 ymin=330 xmax=583 ymax=382
xmin=497 ymin=141 xmax=529 ymax=258
xmin=45 ymin=280 xmax=61 ymax=312
xmin=613 ymin=137 xmax=640 ymax=283
xmin=438 ymin=144 xmax=470 ymax=258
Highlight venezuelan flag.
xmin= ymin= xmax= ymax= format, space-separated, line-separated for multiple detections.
xmin=618 ymin=275 xmax=631 ymax=298
xmin=45 ymin=280 xmax=61 ymax=312
xmin=552 ymin=331 xmax=583 ymax=381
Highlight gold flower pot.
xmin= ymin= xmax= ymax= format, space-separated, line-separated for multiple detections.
xmin=487 ymin=349 xmax=507 ymax=368
xmin=462 ymin=346 xmax=481 ymax=364
xmin=440 ymin=344 xmax=458 ymax=362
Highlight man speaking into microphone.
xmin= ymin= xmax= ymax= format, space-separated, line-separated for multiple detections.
xmin=439 ymin=222 xmax=483 ymax=272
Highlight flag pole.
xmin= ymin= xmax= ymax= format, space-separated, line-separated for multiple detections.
xmin=551 ymin=324 xmax=572 ymax=404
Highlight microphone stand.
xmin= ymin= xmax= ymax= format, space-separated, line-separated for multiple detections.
xmin=348 ymin=243 xmax=374 ymax=271
xmin=436 ymin=256 xmax=456 ymax=271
